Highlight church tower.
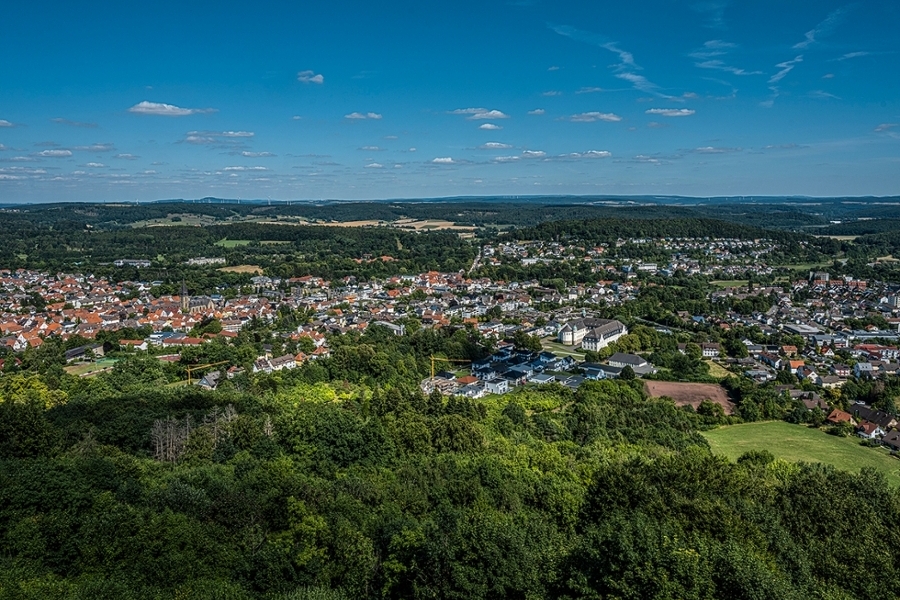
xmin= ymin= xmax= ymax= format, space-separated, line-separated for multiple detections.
xmin=180 ymin=279 xmax=189 ymax=313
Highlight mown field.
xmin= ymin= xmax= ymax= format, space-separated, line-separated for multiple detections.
xmin=703 ymin=420 xmax=900 ymax=487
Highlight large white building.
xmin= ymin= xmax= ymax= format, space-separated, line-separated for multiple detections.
xmin=557 ymin=317 xmax=627 ymax=350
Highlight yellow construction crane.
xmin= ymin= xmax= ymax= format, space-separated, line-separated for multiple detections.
xmin=186 ymin=360 xmax=230 ymax=385
xmin=430 ymin=355 xmax=471 ymax=379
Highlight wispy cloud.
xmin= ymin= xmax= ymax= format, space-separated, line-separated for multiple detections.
xmin=75 ymin=143 xmax=115 ymax=152
xmin=542 ymin=91 xmax=562 ymax=96
xmin=128 ymin=101 xmax=216 ymax=116
xmin=568 ymin=111 xmax=622 ymax=122
xmin=875 ymin=123 xmax=898 ymax=132
xmin=548 ymin=66 xmax=560 ymax=71
xmin=0 ymin=120 xmax=14 ymax=127
xmin=431 ymin=157 xmax=456 ymax=164
xmin=768 ymin=56 xmax=803 ymax=84
xmin=479 ymin=123 xmax=503 ymax=130
xmin=834 ymin=51 xmax=870 ymax=61
xmin=549 ymin=24 xmax=673 ymax=97
xmin=241 ymin=151 xmax=275 ymax=157
xmin=345 ymin=112 xmax=383 ymax=120
xmin=762 ymin=55 xmax=804 ymax=106
xmin=690 ymin=40 xmax=761 ymax=76
xmin=365 ymin=163 xmax=383 ymax=169
xmin=576 ymin=87 xmax=604 ymax=94
xmin=115 ymin=153 xmax=139 ymax=160
xmin=646 ymin=108 xmax=695 ymax=117
xmin=84 ymin=162 xmax=105 ymax=167
xmin=691 ymin=1 xmax=730 ymax=30
xmin=223 ymin=166 xmax=267 ymax=171
xmin=51 ymin=118 xmax=98 ymax=128
xmin=809 ymin=90 xmax=840 ymax=100
xmin=479 ymin=142 xmax=513 ymax=149
xmin=359 ymin=146 xmax=383 ymax=151
xmin=526 ymin=109 xmax=545 ymax=115
xmin=615 ymin=72 xmax=665 ymax=96
xmin=297 ymin=70 xmax=324 ymax=84
xmin=521 ymin=150 xmax=546 ymax=158
xmin=794 ymin=5 xmax=854 ymax=50
xmin=449 ymin=108 xmax=510 ymax=120
xmin=36 ymin=149 xmax=72 ymax=157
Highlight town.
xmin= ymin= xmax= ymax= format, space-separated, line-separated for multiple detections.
xmin=3 ymin=232 xmax=900 ymax=449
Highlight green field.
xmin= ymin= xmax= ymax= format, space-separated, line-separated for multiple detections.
xmin=703 ymin=421 xmax=900 ymax=486
xmin=710 ymin=279 xmax=749 ymax=288
xmin=215 ymin=238 xmax=252 ymax=248
xmin=541 ymin=338 xmax=585 ymax=358
xmin=704 ymin=359 xmax=732 ymax=378
xmin=64 ymin=357 xmax=118 ymax=377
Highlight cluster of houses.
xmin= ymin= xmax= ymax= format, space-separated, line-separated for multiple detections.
xmin=822 ymin=401 xmax=900 ymax=450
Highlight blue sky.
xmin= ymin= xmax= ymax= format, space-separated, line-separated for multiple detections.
xmin=1 ymin=0 xmax=898 ymax=202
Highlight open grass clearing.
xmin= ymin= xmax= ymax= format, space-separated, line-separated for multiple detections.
xmin=64 ymin=357 xmax=118 ymax=377
xmin=710 ymin=280 xmax=749 ymax=288
xmin=704 ymin=360 xmax=732 ymax=378
xmin=218 ymin=264 xmax=263 ymax=274
xmin=703 ymin=421 xmax=900 ymax=487
xmin=215 ymin=238 xmax=251 ymax=248
xmin=541 ymin=338 xmax=585 ymax=358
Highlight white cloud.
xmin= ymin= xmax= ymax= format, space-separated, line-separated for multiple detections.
xmin=645 ymin=108 xmax=695 ymax=117
xmin=542 ymin=91 xmax=562 ymax=96
xmin=85 ymin=162 xmax=105 ymax=167
xmin=365 ymin=163 xmax=383 ymax=168
xmin=693 ymin=146 xmax=740 ymax=153
xmin=37 ymin=149 xmax=72 ymax=157
xmin=569 ymin=112 xmax=622 ymax=122
xmin=359 ymin=146 xmax=383 ymax=151
xmin=794 ymin=6 xmax=852 ymax=50
xmin=128 ymin=101 xmax=216 ymax=116
xmin=493 ymin=156 xmax=520 ymax=162
xmin=292 ymin=115 xmax=303 ymax=120
xmin=527 ymin=109 xmax=545 ymax=115
xmin=432 ymin=157 xmax=455 ymax=164
xmin=185 ymin=130 xmax=254 ymax=145
xmin=521 ymin=150 xmax=546 ymax=158
xmin=479 ymin=142 xmax=513 ymax=149
xmin=115 ymin=153 xmax=138 ymax=160
xmin=0 ymin=120 xmax=13 ymax=127
xmin=449 ymin=108 xmax=509 ymax=120
xmin=223 ymin=166 xmax=268 ymax=171
xmin=479 ymin=123 xmax=502 ymax=130
xmin=75 ymin=143 xmax=115 ymax=152
xmin=0 ymin=144 xmax=5 ymax=151
xmin=565 ymin=150 xmax=612 ymax=158
xmin=297 ymin=70 xmax=324 ymax=84
xmin=576 ymin=87 xmax=604 ymax=94
xmin=823 ymin=73 xmax=835 ymax=79
xmin=0 ymin=174 xmax=23 ymax=180
xmin=875 ymin=124 xmax=898 ymax=132
xmin=345 ymin=112 xmax=383 ymax=120
xmin=548 ymin=66 xmax=560 ymax=71
xmin=241 ymin=151 xmax=275 ymax=157
xmin=408 ymin=147 xmax=417 ymax=152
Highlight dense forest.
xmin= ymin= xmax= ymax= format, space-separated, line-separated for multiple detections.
xmin=4 ymin=357 xmax=900 ymax=599
xmin=2 ymin=320 xmax=900 ymax=599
